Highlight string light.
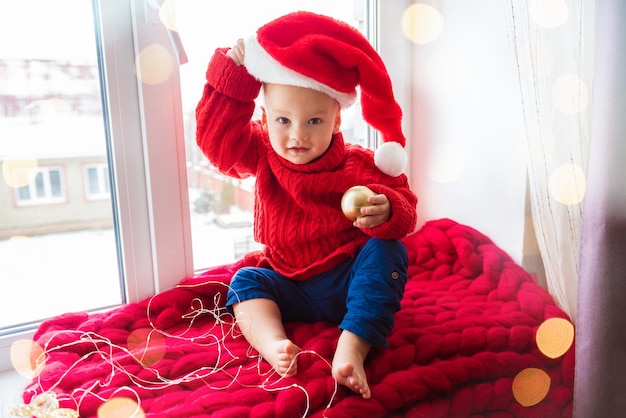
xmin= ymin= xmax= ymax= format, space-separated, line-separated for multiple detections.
xmin=10 ymin=281 xmax=336 ymax=418
xmin=9 ymin=392 xmax=79 ymax=418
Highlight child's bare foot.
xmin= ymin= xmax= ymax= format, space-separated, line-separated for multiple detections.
xmin=332 ymin=331 xmax=372 ymax=399
xmin=233 ymin=299 xmax=301 ymax=378
xmin=263 ymin=339 xmax=300 ymax=377
xmin=332 ymin=361 xmax=371 ymax=399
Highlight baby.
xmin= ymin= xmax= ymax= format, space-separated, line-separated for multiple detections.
xmin=195 ymin=11 xmax=418 ymax=398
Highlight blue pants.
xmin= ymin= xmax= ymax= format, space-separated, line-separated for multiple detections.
xmin=226 ymin=238 xmax=408 ymax=348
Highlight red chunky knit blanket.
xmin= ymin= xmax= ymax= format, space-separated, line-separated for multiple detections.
xmin=22 ymin=219 xmax=574 ymax=417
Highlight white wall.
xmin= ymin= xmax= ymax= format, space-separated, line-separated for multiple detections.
xmin=382 ymin=1 xmax=528 ymax=264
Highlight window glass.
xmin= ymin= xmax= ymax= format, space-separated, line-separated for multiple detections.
xmin=85 ymin=164 xmax=110 ymax=199
xmin=49 ymin=169 xmax=62 ymax=197
xmin=0 ymin=0 xmax=122 ymax=331
xmin=173 ymin=0 xmax=367 ymax=270
xmin=13 ymin=167 xmax=65 ymax=205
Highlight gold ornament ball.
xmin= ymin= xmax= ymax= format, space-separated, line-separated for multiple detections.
xmin=341 ymin=185 xmax=375 ymax=221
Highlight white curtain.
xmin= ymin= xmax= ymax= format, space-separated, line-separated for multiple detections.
xmin=505 ymin=0 xmax=595 ymax=319
xmin=384 ymin=1 xmax=593 ymax=318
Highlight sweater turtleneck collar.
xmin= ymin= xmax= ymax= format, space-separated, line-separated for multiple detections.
xmin=267 ymin=132 xmax=347 ymax=174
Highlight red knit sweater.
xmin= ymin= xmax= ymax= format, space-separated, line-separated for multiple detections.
xmin=196 ymin=48 xmax=418 ymax=280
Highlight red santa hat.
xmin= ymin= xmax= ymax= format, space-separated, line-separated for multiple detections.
xmin=243 ymin=11 xmax=408 ymax=177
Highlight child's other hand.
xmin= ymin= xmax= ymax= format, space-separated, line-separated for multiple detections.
xmin=353 ymin=194 xmax=391 ymax=229
xmin=227 ymin=39 xmax=245 ymax=66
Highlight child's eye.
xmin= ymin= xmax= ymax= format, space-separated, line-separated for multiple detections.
xmin=308 ymin=118 xmax=322 ymax=125
xmin=277 ymin=117 xmax=290 ymax=124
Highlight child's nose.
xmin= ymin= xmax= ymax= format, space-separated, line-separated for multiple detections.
xmin=291 ymin=124 xmax=309 ymax=141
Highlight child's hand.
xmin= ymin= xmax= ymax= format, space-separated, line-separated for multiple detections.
xmin=227 ymin=38 xmax=245 ymax=66
xmin=353 ymin=194 xmax=391 ymax=229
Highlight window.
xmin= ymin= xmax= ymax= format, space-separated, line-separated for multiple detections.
xmin=84 ymin=163 xmax=110 ymax=200
xmin=14 ymin=167 xmax=65 ymax=205
xmin=0 ymin=0 xmax=374 ymax=374
xmin=0 ymin=0 xmax=123 ymax=370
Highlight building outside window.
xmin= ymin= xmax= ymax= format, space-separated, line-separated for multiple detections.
xmin=84 ymin=163 xmax=110 ymax=200
xmin=14 ymin=166 xmax=65 ymax=206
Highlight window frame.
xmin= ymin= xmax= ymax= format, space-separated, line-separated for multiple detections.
xmin=1 ymin=0 xmax=396 ymax=374
xmin=95 ymin=0 xmax=194 ymax=303
xmin=84 ymin=163 xmax=111 ymax=200
xmin=13 ymin=166 xmax=66 ymax=206
xmin=0 ymin=0 xmax=194 ymax=372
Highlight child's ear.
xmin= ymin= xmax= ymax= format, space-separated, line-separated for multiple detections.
xmin=261 ymin=105 xmax=268 ymax=132
xmin=333 ymin=111 xmax=342 ymax=134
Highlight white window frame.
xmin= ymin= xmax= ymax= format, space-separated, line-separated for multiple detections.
xmin=0 ymin=0 xmax=194 ymax=372
xmin=84 ymin=163 xmax=111 ymax=200
xmin=13 ymin=166 xmax=66 ymax=206
xmin=96 ymin=0 xmax=194 ymax=303
xmin=1 ymin=0 xmax=398 ymax=375
xmin=375 ymin=0 xmax=412 ymax=181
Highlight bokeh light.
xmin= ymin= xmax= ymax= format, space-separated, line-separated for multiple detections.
xmin=536 ymin=317 xmax=575 ymax=359
xmin=10 ymin=235 xmax=29 ymax=242
xmin=426 ymin=143 xmax=465 ymax=183
xmin=529 ymin=0 xmax=569 ymax=28
xmin=159 ymin=0 xmax=177 ymax=32
xmin=2 ymin=156 xmax=39 ymax=188
xmin=10 ymin=339 xmax=45 ymax=379
xmin=127 ymin=328 xmax=166 ymax=367
xmin=422 ymin=52 xmax=467 ymax=92
xmin=549 ymin=163 xmax=586 ymax=205
xmin=97 ymin=397 xmax=145 ymax=418
xmin=401 ymin=4 xmax=444 ymax=45
xmin=512 ymin=367 xmax=551 ymax=407
xmin=134 ymin=44 xmax=174 ymax=85
xmin=552 ymin=73 xmax=589 ymax=114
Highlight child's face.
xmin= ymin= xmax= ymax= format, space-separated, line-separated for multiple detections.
xmin=262 ymin=83 xmax=341 ymax=165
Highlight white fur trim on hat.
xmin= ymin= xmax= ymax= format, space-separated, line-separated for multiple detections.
xmin=244 ymin=35 xmax=357 ymax=109
xmin=374 ymin=141 xmax=408 ymax=177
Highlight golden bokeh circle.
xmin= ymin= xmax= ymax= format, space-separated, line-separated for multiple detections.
xmin=549 ymin=163 xmax=586 ymax=205
xmin=10 ymin=339 xmax=45 ymax=379
xmin=552 ymin=73 xmax=589 ymax=114
xmin=2 ymin=156 xmax=39 ymax=188
xmin=159 ymin=0 xmax=177 ymax=32
xmin=529 ymin=0 xmax=569 ymax=29
xmin=536 ymin=317 xmax=575 ymax=359
xmin=401 ymin=4 xmax=444 ymax=45
xmin=127 ymin=328 xmax=166 ymax=367
xmin=426 ymin=143 xmax=465 ymax=183
xmin=98 ymin=397 xmax=145 ymax=418
xmin=134 ymin=44 xmax=174 ymax=85
xmin=512 ymin=367 xmax=551 ymax=407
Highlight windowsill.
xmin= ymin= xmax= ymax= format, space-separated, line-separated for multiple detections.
xmin=0 ymin=369 xmax=30 ymax=415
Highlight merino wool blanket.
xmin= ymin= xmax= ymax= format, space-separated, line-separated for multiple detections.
xmin=21 ymin=219 xmax=574 ymax=417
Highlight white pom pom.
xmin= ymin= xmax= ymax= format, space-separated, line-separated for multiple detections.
xmin=374 ymin=142 xmax=407 ymax=177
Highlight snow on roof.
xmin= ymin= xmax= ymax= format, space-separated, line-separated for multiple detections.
xmin=0 ymin=0 xmax=97 ymax=61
